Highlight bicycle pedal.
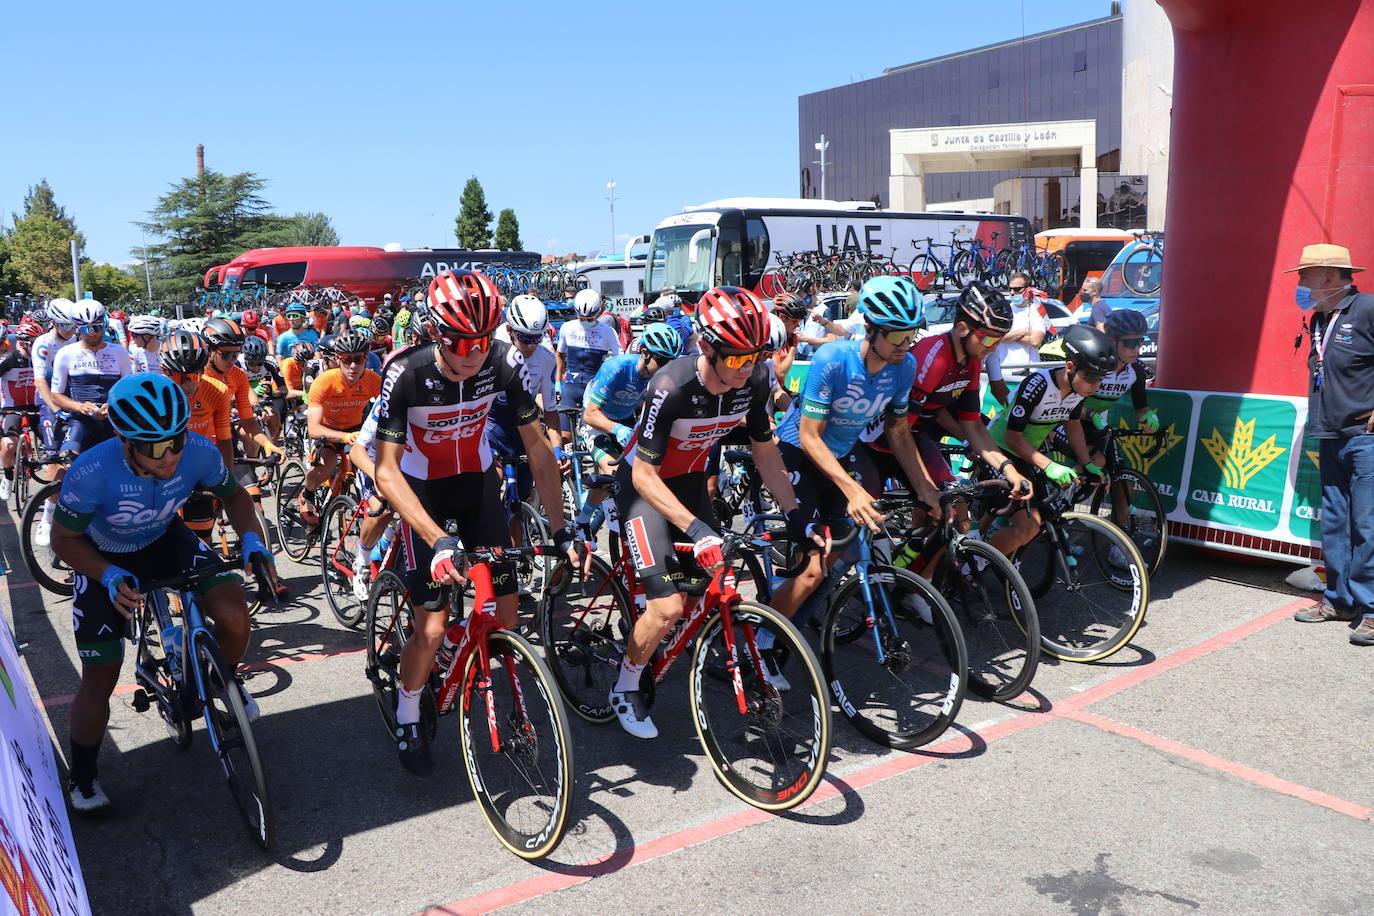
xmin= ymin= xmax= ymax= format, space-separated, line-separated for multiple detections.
xmin=131 ymin=689 xmax=151 ymax=713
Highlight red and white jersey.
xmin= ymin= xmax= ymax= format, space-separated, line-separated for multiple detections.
xmin=0 ymin=348 xmax=35 ymax=408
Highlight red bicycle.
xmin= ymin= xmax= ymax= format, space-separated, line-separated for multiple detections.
xmin=365 ymin=540 xmax=574 ymax=859
xmin=538 ymin=529 xmax=831 ymax=811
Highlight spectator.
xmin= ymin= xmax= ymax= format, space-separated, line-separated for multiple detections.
xmin=986 ymin=272 xmax=1048 ymax=404
xmin=1288 ymin=244 xmax=1374 ymax=644
xmin=1082 ymin=278 xmax=1109 ymax=330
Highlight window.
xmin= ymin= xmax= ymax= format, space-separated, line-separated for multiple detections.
xmin=602 ymin=280 xmax=624 ymax=297
xmin=240 ymin=261 xmax=307 ymax=286
xmin=1074 ymin=51 xmax=1087 ymax=72
xmin=647 ymin=225 xmax=714 ymax=293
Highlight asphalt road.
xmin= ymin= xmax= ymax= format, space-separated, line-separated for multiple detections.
xmin=4 ymin=509 xmax=1372 ymax=916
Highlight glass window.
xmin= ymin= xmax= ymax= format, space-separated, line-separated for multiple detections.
xmin=240 ymin=261 xmax=307 ymax=286
xmin=601 ymin=280 xmax=624 ymax=296
xmin=646 ymin=225 xmax=714 ymax=293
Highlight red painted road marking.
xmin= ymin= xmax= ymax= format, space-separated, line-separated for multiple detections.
xmin=429 ymin=597 xmax=1322 ymax=915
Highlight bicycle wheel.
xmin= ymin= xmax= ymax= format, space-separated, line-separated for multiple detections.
xmin=689 ymin=601 xmax=830 ymax=811
xmin=949 ymin=250 xmax=979 ymax=289
xmin=193 ymin=631 xmax=273 ymax=850
xmin=515 ymin=501 xmax=551 ymax=604
xmin=132 ymin=603 xmax=192 ymax=749
xmin=320 ymin=495 xmax=365 ymax=628
xmin=365 ymin=570 xmax=437 ymax=740
xmin=274 ymin=459 xmax=315 ymax=562
xmin=939 ymin=538 xmax=1040 ymax=702
xmin=19 ymin=481 xmax=74 ymax=596
xmin=1014 ymin=512 xmax=1149 ymax=662
xmin=458 ymin=629 xmax=574 ymax=859
xmin=536 ymin=554 xmax=632 ymax=723
xmin=1121 ymin=247 xmax=1162 ymax=296
xmin=1087 ymin=468 xmax=1169 ymax=578
xmin=821 ymin=566 xmax=967 ymax=749
xmin=1039 ymin=253 xmax=1064 ymax=298
xmin=907 ymin=254 xmax=941 ymax=291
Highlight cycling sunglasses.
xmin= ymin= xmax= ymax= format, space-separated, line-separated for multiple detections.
xmin=77 ymin=322 xmax=106 ymax=335
xmin=214 ymin=348 xmax=241 ymax=359
xmin=131 ymin=431 xmax=187 ymax=459
xmin=875 ymin=328 xmax=917 ymax=346
xmin=717 ymin=348 xmax=763 ymax=369
xmin=168 ymin=371 xmax=201 ymax=386
xmin=336 ymin=353 xmax=367 ymax=365
xmin=1076 ymin=370 xmax=1107 ymax=385
xmin=973 ymin=332 xmax=1004 ymax=347
xmin=1115 ymin=337 xmax=1144 ymax=349
xmin=439 ymin=333 xmax=492 ymax=356
xmin=513 ymin=332 xmax=544 ymax=345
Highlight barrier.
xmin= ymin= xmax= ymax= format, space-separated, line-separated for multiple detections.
xmin=0 ymin=618 xmax=90 ymax=916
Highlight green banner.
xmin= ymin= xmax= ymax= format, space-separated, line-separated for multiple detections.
xmin=1107 ymin=388 xmax=1191 ymax=513
xmin=1184 ymin=395 xmax=1295 ymax=532
xmin=1288 ymin=434 xmax=1323 ymax=541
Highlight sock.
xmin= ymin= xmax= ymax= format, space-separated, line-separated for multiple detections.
xmin=69 ymin=739 xmax=100 ymax=788
xmin=42 ymin=500 xmax=54 ymax=524
xmin=395 ymin=686 xmax=423 ymax=726
xmin=614 ymin=659 xmax=646 ymax=693
xmin=755 ymin=628 xmax=776 ymax=652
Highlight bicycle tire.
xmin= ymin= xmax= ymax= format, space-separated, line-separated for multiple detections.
xmin=458 ymin=629 xmax=574 ymax=859
xmin=821 ymin=565 xmax=967 ymax=749
xmin=19 ymin=481 xmax=74 ymax=596
xmin=274 ymin=459 xmax=315 ymax=562
xmin=133 ymin=601 xmax=192 ymax=749
xmin=193 ymin=631 xmax=274 ymax=850
xmin=907 ymin=253 xmax=942 ymax=291
xmin=948 ymin=250 xmax=979 ymax=289
xmin=689 ymin=601 xmax=830 ymax=811
xmin=1086 ymin=468 xmax=1169 ymax=578
xmin=1121 ymin=247 xmax=1162 ymax=296
xmin=1039 ymin=253 xmax=1064 ymax=298
xmin=320 ymin=494 xmax=365 ymax=628
xmin=939 ymin=538 xmax=1040 ymax=702
xmin=365 ymin=570 xmax=438 ymax=741
xmin=1013 ymin=511 xmax=1149 ymax=662
xmin=536 ymin=553 xmax=632 ymax=723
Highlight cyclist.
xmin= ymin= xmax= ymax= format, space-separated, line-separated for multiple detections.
xmin=609 ymin=287 xmax=813 ymax=739
xmin=240 ymin=335 xmax=286 ymax=440
xmin=201 ymin=317 xmax=282 ymax=475
xmin=164 ymin=330 xmax=235 ymax=471
xmin=373 ymin=269 xmax=578 ymax=775
xmin=127 ymin=316 xmax=165 ymax=374
xmin=107 ymin=309 xmax=128 ymax=347
xmin=240 ymin=310 xmax=272 ymax=347
xmin=982 ymin=324 xmax=1116 ymax=558
xmin=765 ymin=313 xmax=797 ymax=412
xmin=0 ymin=318 xmax=40 ymax=501
xmin=555 ymin=288 xmax=620 ymax=437
xmin=297 ymin=330 xmax=381 ymax=526
xmin=49 ymin=300 xmax=133 ymax=457
xmin=275 ymin=304 xmax=318 ymax=358
xmin=281 ymin=340 xmax=313 ymax=403
xmin=50 ymin=372 xmax=274 ymax=812
xmin=32 ymin=299 xmax=78 ymax=494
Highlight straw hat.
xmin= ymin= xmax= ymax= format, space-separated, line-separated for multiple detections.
xmin=1284 ymin=244 xmax=1364 ymax=273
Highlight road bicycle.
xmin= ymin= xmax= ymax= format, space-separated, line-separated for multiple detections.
xmin=1122 ymin=232 xmax=1164 ymax=296
xmin=365 ymin=543 xmax=574 ymax=858
xmin=18 ymin=452 xmax=77 ymax=596
xmin=128 ymin=552 xmax=276 ymax=849
xmin=537 ymin=529 xmax=830 ymax=811
xmin=0 ymin=405 xmax=49 ymax=514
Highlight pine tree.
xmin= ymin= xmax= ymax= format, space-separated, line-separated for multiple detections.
xmin=6 ymin=180 xmax=85 ymax=296
xmin=494 ymin=209 xmax=523 ymax=250
xmin=455 ymin=177 xmax=493 ymax=249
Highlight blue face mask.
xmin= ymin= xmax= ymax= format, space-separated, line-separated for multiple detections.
xmin=1295 ymin=285 xmax=1347 ymax=311
xmin=1009 ymin=294 xmax=1026 ymax=307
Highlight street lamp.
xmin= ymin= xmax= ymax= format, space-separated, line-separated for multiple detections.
xmin=813 ymin=135 xmax=830 ymax=200
xmin=605 ymin=180 xmax=617 ymax=256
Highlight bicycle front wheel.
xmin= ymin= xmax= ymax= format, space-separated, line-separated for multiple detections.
xmin=537 ymin=554 xmax=632 ymax=723
xmin=821 ymin=566 xmax=968 ymax=749
xmin=20 ymin=481 xmax=74 ymax=596
xmin=1088 ymin=468 xmax=1169 ymax=578
xmin=689 ymin=601 xmax=830 ymax=811
xmin=366 ymin=570 xmax=437 ymax=741
xmin=275 ymin=459 xmax=315 ymax=562
xmin=1016 ymin=511 xmax=1150 ymax=662
xmin=194 ymin=631 xmax=274 ymax=850
xmin=1121 ymin=246 xmax=1162 ymax=296
xmin=941 ymin=538 xmax=1040 ymax=702
xmin=459 ymin=629 xmax=574 ymax=859
xmin=320 ymin=495 xmax=365 ymax=628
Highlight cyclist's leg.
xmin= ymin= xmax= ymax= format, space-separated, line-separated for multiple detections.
xmin=616 ymin=480 xmax=691 ymax=668
xmin=0 ymin=413 xmax=21 ymax=479
xmin=180 ymin=491 xmax=219 ymax=544
xmin=171 ymin=519 xmax=250 ymax=665
xmin=304 ymin=441 xmax=338 ymax=494
xmin=982 ymin=456 xmax=1045 ymax=556
xmin=769 ymin=442 xmax=845 ymax=617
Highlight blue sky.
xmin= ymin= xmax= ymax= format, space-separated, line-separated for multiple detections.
xmin=2 ymin=0 xmax=1113 ymax=269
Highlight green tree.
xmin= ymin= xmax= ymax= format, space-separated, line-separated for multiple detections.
xmin=61 ymin=263 xmax=145 ymax=304
xmin=455 ymin=177 xmax=493 ymax=249
xmin=275 ymin=211 xmax=340 ymax=247
xmin=493 ymin=208 xmax=523 ymax=250
xmin=139 ymin=169 xmax=286 ymax=299
xmin=6 ymin=180 xmax=85 ymax=296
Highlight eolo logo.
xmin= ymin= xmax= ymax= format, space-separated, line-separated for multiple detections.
xmin=1119 ymin=421 xmax=1184 ymax=476
xmin=1201 ymin=416 xmax=1285 ymax=489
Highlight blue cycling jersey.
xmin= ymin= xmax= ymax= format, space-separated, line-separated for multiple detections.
xmin=583 ymin=353 xmax=648 ymax=423
xmin=55 ymin=434 xmax=237 ymax=553
xmin=276 ymin=328 xmax=320 ymax=358
xmin=776 ymin=338 xmax=914 ymax=456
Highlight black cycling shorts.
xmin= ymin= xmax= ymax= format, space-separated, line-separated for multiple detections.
xmin=398 ymin=467 xmax=515 ymax=608
xmin=778 ymin=441 xmax=878 ymax=536
xmin=613 ymin=466 xmax=717 ymax=601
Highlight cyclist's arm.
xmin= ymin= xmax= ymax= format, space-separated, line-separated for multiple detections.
xmin=749 ymin=437 xmax=800 ymax=516
xmin=1061 ymin=418 xmax=1095 ymax=467
xmin=33 ymin=374 xmax=59 ymax=412
xmin=582 ymin=399 xmax=620 ymax=436
xmin=630 ymin=459 xmax=705 ymax=532
xmin=798 ymin=414 xmax=869 ymax=500
xmin=347 ymin=441 xmax=376 ymax=478
xmin=1003 ymin=429 xmax=1055 ymax=469
xmin=222 ymin=481 xmax=268 ymax=547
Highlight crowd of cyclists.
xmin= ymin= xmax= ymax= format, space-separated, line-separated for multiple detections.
xmin=1 ymin=267 xmax=1162 ymax=854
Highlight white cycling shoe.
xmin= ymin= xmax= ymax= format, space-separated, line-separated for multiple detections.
xmin=609 ymin=689 xmax=657 ymax=739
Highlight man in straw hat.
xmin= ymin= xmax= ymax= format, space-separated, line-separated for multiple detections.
xmin=1288 ymin=244 xmax=1374 ymax=644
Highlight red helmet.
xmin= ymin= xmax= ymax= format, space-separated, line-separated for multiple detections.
xmin=110 ymin=309 xmax=127 ymax=321
xmin=16 ymin=317 xmax=43 ymax=339
xmin=695 ymin=287 xmax=770 ymax=352
xmin=240 ymin=309 xmax=259 ymax=328
xmin=427 ymin=269 xmax=502 ymax=338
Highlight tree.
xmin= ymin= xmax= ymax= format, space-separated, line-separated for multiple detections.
xmin=61 ymin=263 xmax=144 ymax=304
xmin=139 ymin=169 xmax=286 ymax=300
xmin=6 ymin=180 xmax=84 ymax=296
xmin=455 ymin=177 xmax=493 ymax=249
xmin=494 ymin=209 xmax=523 ymax=251
xmin=275 ymin=212 xmax=340 ymax=247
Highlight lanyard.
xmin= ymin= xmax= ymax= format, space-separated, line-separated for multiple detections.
xmin=1312 ymin=303 xmax=1350 ymax=389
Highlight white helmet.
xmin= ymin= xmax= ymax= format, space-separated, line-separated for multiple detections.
xmin=47 ymin=298 xmax=76 ymax=327
xmin=128 ymin=315 xmax=164 ymax=336
xmin=181 ymin=317 xmax=206 ymax=335
xmin=573 ymin=288 xmax=605 ymax=319
xmin=505 ymin=294 xmax=548 ymax=336
xmin=69 ymin=300 xmax=107 ymax=327
xmin=767 ymin=314 xmax=789 ymax=352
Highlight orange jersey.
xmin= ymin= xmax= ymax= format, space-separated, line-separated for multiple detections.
xmin=272 ymin=314 xmax=289 ymax=337
xmin=280 ymin=357 xmax=305 ymax=393
xmin=204 ymin=363 xmax=254 ymax=418
xmin=310 ymin=312 xmax=329 ymax=334
xmin=187 ymin=375 xmax=233 ymax=442
xmin=308 ymin=368 xmax=381 ymax=431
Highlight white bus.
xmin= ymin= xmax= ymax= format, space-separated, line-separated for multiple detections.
xmin=644 ymin=197 xmax=1033 ymax=304
xmin=576 ymin=259 xmax=646 ymax=317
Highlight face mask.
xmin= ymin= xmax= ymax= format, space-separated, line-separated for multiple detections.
xmin=1009 ymin=294 xmax=1026 ymax=307
xmin=580 ymin=317 xmax=598 ymax=327
xmin=1295 ymin=285 xmax=1347 ymax=312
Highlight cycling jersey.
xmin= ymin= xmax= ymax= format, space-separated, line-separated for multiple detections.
xmin=556 ymin=319 xmax=620 ymax=382
xmin=1081 ymin=362 xmax=1148 ymax=415
xmin=276 ymin=327 xmax=319 ymax=359
xmin=308 ymin=367 xmax=382 ymax=431
xmin=280 ymin=357 xmax=306 ymax=395
xmin=625 ymin=355 xmax=773 ymax=478
xmin=861 ymin=332 xmax=983 ymax=451
xmin=187 ymin=376 xmax=233 ymax=442
xmin=988 ymin=368 xmax=1086 ymax=449
xmin=51 ymin=343 xmax=132 ymax=405
xmin=375 ymin=342 xmax=538 ymax=478
xmin=489 ymin=341 xmax=555 ymax=433
xmin=55 ymin=433 xmax=237 ymax=552
xmin=0 ymin=349 xmax=35 ymax=409
xmin=129 ymin=343 xmax=162 ymax=375
xmin=775 ymin=339 xmax=913 ymax=457
xmin=32 ymin=329 xmax=76 ymax=384
xmin=583 ymin=353 xmax=649 ymax=423
xmin=204 ymin=362 xmax=254 ymax=419
xmin=241 ymin=357 xmax=284 ymax=399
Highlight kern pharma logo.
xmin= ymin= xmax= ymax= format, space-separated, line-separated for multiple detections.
xmin=1201 ymin=416 xmax=1285 ymax=489
xmin=1185 ymin=396 xmax=1296 ymax=532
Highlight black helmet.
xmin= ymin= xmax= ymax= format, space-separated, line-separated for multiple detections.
xmin=161 ymin=330 xmax=212 ymax=374
xmin=203 ymin=317 xmax=245 ymax=348
xmin=955 ymin=283 xmax=1013 ymax=334
xmin=1104 ymin=308 xmax=1148 ymax=339
xmin=333 ymin=329 xmax=371 ymax=355
xmin=772 ymin=291 xmax=810 ymax=320
xmin=1061 ymin=325 xmax=1117 ymax=375
xmin=241 ymin=335 xmax=268 ymax=362
xmin=317 ymin=334 xmax=338 ymax=357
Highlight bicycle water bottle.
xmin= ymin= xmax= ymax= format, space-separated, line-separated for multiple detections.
xmin=160 ymin=624 xmax=183 ymax=679
xmin=370 ymin=525 xmax=395 ymax=564
xmin=892 ymin=538 xmax=923 ymax=570
xmin=435 ymin=620 xmax=466 ymax=675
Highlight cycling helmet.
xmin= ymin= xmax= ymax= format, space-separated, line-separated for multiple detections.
xmin=772 ymin=291 xmax=810 ymax=320
xmin=284 ymin=304 xmax=307 ymax=320
xmin=393 ymin=309 xmax=411 ymax=330
xmin=1060 ymin=325 xmax=1117 ymax=375
xmin=108 ymin=373 xmax=189 ymax=442
xmin=640 ymin=322 xmax=683 ymax=361
xmin=31 ymin=307 xmax=51 ymax=328
xmin=290 ymin=341 xmax=315 ymax=361
xmin=766 ymin=314 xmax=790 ymax=352
xmin=333 ymin=329 xmax=371 ymax=355
xmin=955 ymin=283 xmax=1014 ymax=333
xmin=240 ymin=309 xmax=260 ymax=329
xmin=110 ymin=309 xmax=127 ymax=322
xmin=69 ymin=300 xmax=107 ymax=328
xmin=656 ymin=292 xmax=684 ymax=312
xmin=128 ymin=315 xmax=163 ymax=336
xmin=241 ymin=335 xmax=269 ymax=362
xmin=641 ymin=303 xmax=669 ymax=324
xmin=375 ymin=307 xmax=395 ymax=324
xmin=180 ymin=317 xmax=206 ymax=335
xmin=317 ymin=334 xmax=338 ymax=357
xmin=349 ymin=314 xmax=372 ymax=330
xmin=426 ymin=269 xmax=502 ymax=338
xmin=203 ymin=317 xmax=245 ymax=348
xmin=1104 ymin=308 xmax=1149 ymax=339
xmin=695 ymin=287 xmax=770 ymax=352
xmin=856 ymin=276 xmax=923 ymax=330
xmin=16 ymin=318 xmax=43 ymax=339
xmin=103 ymin=326 xmax=120 ymax=344
xmin=505 ymin=294 xmax=549 ymax=335
xmin=161 ymin=330 xmax=212 ymax=374
xmin=48 ymin=297 xmax=75 ymax=317
xmin=573 ymin=288 xmax=606 ymax=319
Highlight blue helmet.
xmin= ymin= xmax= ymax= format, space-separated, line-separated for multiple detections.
xmin=640 ymin=322 xmax=683 ymax=360
xmin=857 ymin=276 xmax=924 ymax=330
xmin=107 ymin=373 xmax=189 ymax=441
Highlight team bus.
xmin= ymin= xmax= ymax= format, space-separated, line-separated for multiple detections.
xmin=643 ymin=198 xmax=1033 ymax=304
xmin=203 ymin=245 xmax=541 ymax=304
